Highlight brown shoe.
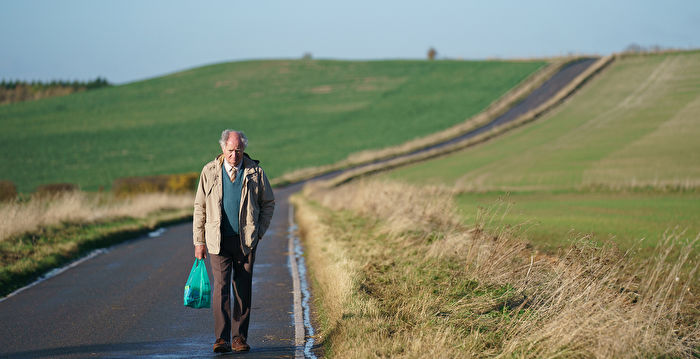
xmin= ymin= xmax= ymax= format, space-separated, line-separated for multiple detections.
xmin=213 ymin=338 xmax=232 ymax=353
xmin=231 ymin=336 xmax=250 ymax=352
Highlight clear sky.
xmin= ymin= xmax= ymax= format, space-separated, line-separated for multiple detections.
xmin=1 ymin=0 xmax=699 ymax=84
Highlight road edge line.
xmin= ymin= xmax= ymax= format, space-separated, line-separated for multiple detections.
xmin=288 ymin=205 xmax=306 ymax=358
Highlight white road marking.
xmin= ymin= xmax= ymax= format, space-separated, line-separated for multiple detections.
xmin=288 ymin=204 xmax=317 ymax=359
xmin=0 ymin=248 xmax=108 ymax=303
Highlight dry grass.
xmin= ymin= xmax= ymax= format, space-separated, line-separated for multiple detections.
xmin=578 ymin=180 xmax=700 ymax=193
xmin=295 ymin=179 xmax=699 ymax=358
xmin=0 ymin=191 xmax=193 ymax=243
xmin=291 ymin=195 xmax=357 ymax=344
xmin=1 ymin=190 xmax=194 ymax=297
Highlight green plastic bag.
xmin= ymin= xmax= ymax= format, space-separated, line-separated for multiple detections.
xmin=184 ymin=258 xmax=211 ymax=308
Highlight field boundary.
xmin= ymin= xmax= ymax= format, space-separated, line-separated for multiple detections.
xmin=270 ymin=58 xmax=573 ymax=187
xmin=323 ymin=55 xmax=615 ymax=187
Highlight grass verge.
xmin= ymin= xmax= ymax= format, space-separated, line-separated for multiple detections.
xmin=293 ymin=179 xmax=699 ymax=358
xmin=0 ymin=192 xmax=192 ymax=297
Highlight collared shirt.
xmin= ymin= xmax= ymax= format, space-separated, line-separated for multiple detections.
xmin=223 ymin=160 xmax=242 ymax=182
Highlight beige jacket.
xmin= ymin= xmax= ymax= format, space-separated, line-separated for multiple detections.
xmin=193 ymin=153 xmax=275 ymax=255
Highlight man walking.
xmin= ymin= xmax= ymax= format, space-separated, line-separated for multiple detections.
xmin=193 ymin=129 xmax=275 ymax=353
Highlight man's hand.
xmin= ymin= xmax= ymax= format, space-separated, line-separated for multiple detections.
xmin=195 ymin=244 xmax=207 ymax=259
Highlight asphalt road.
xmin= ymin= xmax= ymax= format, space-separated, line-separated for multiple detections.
xmin=415 ymin=58 xmax=597 ymax=153
xmin=0 ymin=184 xmax=304 ymax=359
xmin=0 ymin=58 xmax=597 ymax=359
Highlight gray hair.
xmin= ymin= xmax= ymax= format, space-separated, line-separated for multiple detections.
xmin=219 ymin=129 xmax=248 ymax=149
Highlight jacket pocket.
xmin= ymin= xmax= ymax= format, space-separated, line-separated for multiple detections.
xmin=204 ymin=223 xmax=220 ymax=243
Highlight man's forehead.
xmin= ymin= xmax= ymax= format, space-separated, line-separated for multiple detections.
xmin=224 ymin=142 xmax=243 ymax=149
xmin=224 ymin=135 xmax=243 ymax=147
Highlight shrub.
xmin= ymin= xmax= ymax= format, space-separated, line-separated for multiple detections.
xmin=0 ymin=180 xmax=17 ymax=201
xmin=113 ymin=176 xmax=163 ymax=197
xmin=166 ymin=173 xmax=199 ymax=193
xmin=113 ymin=172 xmax=199 ymax=197
xmin=34 ymin=183 xmax=79 ymax=197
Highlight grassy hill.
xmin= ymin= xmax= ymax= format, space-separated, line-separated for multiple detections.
xmin=383 ymin=51 xmax=700 ymax=251
xmin=0 ymin=59 xmax=544 ymax=193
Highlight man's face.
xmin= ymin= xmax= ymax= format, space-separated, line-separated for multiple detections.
xmin=221 ymin=134 xmax=245 ymax=167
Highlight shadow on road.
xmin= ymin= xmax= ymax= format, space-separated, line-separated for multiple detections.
xmin=3 ymin=339 xmax=300 ymax=358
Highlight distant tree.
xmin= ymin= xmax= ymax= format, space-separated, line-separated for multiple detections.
xmin=302 ymin=52 xmax=312 ymax=60
xmin=0 ymin=77 xmax=111 ymax=104
xmin=649 ymin=44 xmax=663 ymax=53
xmin=624 ymin=43 xmax=644 ymax=53
xmin=427 ymin=47 xmax=437 ymax=60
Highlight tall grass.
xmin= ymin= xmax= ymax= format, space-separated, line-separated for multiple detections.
xmin=294 ymin=179 xmax=699 ymax=358
xmin=0 ymin=191 xmax=192 ymax=243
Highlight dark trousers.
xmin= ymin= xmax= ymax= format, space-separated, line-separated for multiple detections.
xmin=209 ymin=234 xmax=256 ymax=342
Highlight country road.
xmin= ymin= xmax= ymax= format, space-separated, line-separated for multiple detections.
xmin=0 ymin=183 xmax=305 ymax=359
xmin=0 ymin=58 xmax=597 ymax=358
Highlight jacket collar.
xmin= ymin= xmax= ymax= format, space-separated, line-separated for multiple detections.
xmin=216 ymin=153 xmax=259 ymax=173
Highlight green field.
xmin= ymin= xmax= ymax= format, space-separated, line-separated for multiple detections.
xmin=0 ymin=59 xmax=544 ymax=192
xmin=455 ymin=191 xmax=700 ymax=252
xmin=384 ymin=51 xmax=700 ymax=250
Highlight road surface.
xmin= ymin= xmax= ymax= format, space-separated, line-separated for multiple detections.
xmin=0 ymin=183 xmax=305 ymax=358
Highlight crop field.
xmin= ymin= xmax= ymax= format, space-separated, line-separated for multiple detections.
xmin=0 ymin=59 xmax=543 ymax=192
xmin=384 ymin=51 xmax=700 ymax=251
xmin=455 ymin=191 xmax=700 ymax=253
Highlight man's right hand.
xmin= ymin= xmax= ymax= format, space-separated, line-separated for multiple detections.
xmin=195 ymin=244 xmax=207 ymax=259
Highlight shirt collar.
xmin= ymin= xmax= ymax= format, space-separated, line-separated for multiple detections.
xmin=223 ymin=159 xmax=242 ymax=174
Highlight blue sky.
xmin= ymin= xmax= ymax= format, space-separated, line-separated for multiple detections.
xmin=1 ymin=0 xmax=699 ymax=84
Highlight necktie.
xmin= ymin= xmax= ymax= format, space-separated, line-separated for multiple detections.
xmin=229 ymin=167 xmax=236 ymax=182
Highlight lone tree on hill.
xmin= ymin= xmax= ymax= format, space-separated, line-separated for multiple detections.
xmin=427 ymin=47 xmax=437 ymax=60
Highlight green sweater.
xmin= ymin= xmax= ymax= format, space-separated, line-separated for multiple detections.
xmin=221 ymin=164 xmax=243 ymax=237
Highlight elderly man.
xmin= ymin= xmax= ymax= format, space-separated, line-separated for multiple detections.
xmin=193 ymin=129 xmax=275 ymax=353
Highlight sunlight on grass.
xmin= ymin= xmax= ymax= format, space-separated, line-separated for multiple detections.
xmin=295 ymin=179 xmax=699 ymax=358
xmin=455 ymin=191 xmax=700 ymax=253
xmin=384 ymin=51 xmax=700 ymax=191
xmin=0 ymin=60 xmax=543 ymax=192
xmin=381 ymin=51 xmax=700 ymax=253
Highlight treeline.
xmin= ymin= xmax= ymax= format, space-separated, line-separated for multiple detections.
xmin=0 ymin=77 xmax=111 ymax=105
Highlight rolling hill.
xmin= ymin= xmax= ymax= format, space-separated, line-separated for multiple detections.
xmin=0 ymin=59 xmax=544 ymax=192
xmin=383 ymin=50 xmax=700 ymax=250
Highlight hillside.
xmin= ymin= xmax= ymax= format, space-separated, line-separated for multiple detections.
xmin=387 ymin=51 xmax=700 ymax=190
xmin=0 ymin=59 xmax=544 ymax=192
xmin=383 ymin=51 xmax=700 ymax=250
xmin=292 ymin=51 xmax=700 ymax=358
